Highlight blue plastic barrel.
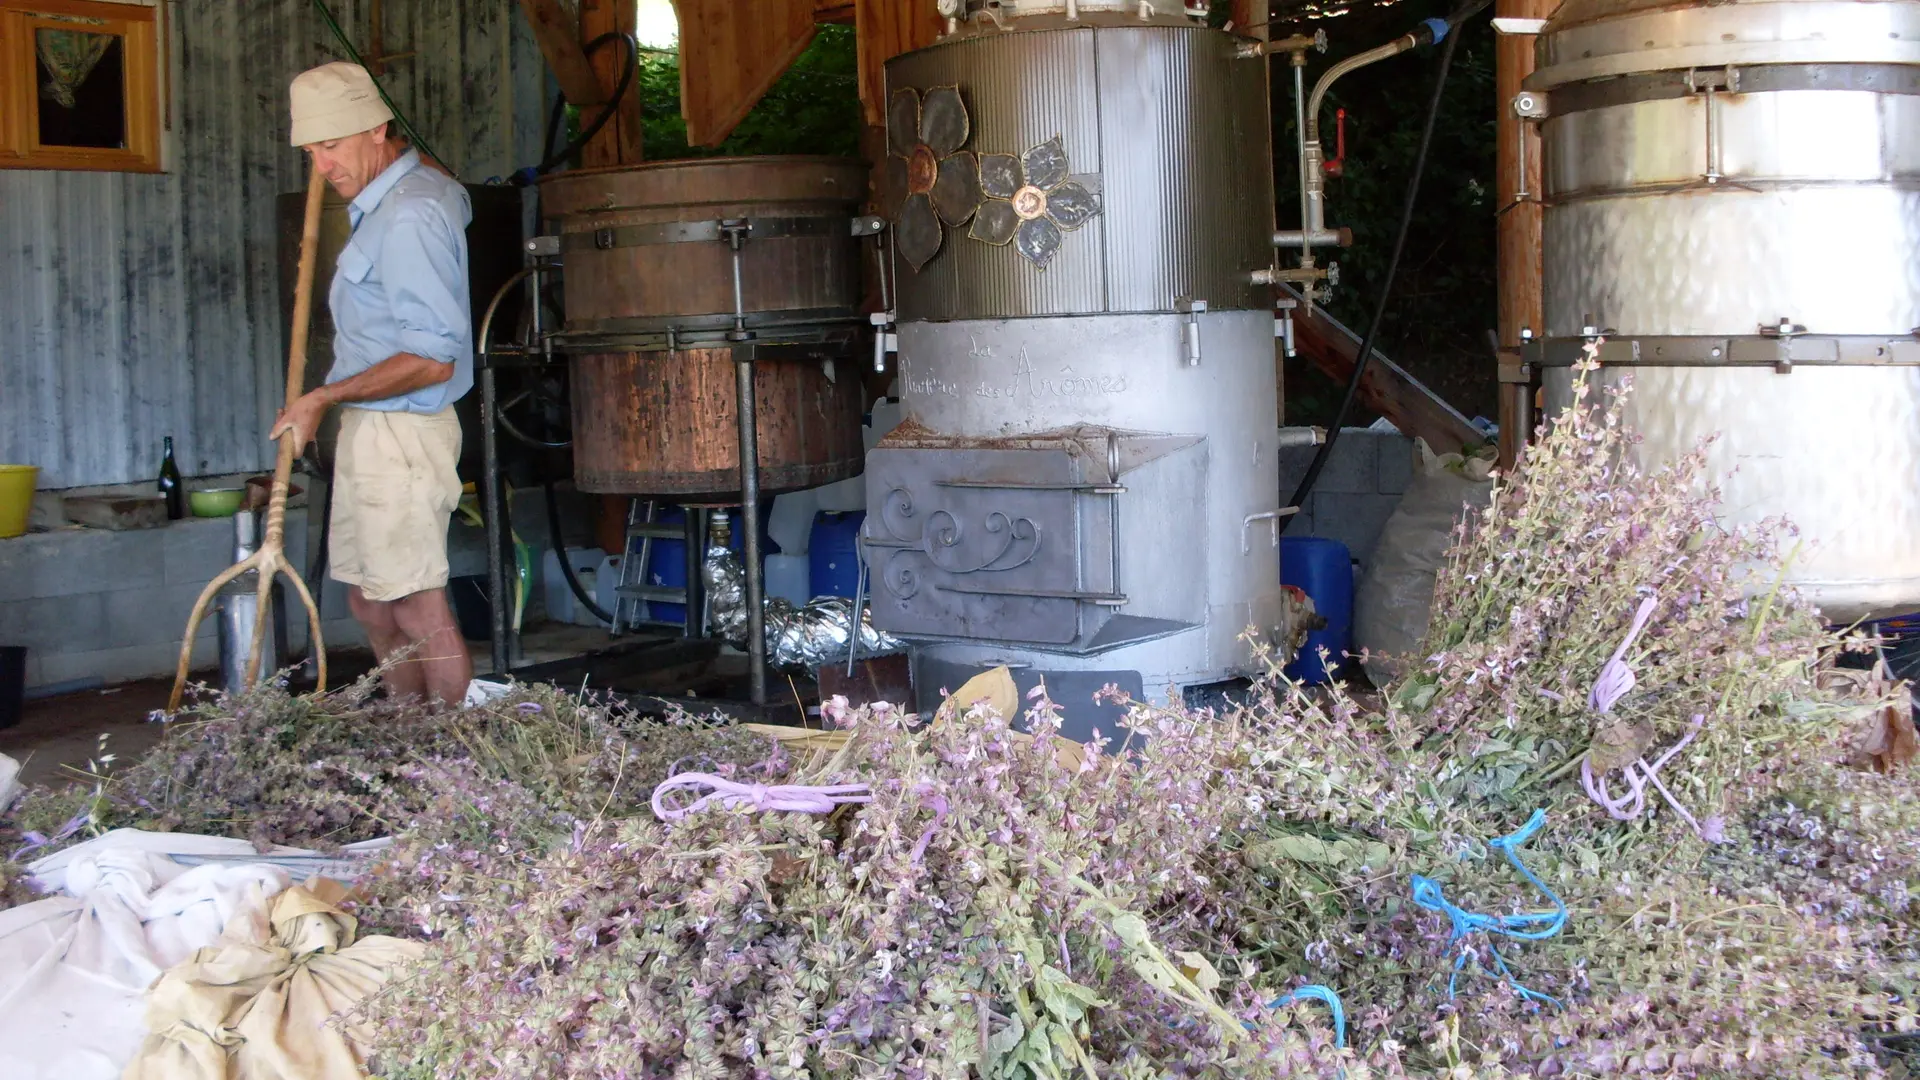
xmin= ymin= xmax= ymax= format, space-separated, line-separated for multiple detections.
xmin=1280 ymin=536 xmax=1354 ymax=684
xmin=809 ymin=510 xmax=866 ymax=599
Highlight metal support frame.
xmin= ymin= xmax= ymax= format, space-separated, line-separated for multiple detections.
xmin=721 ymin=219 xmax=770 ymax=707
xmin=479 ymin=263 xmax=551 ymax=678
xmin=732 ymin=346 xmax=768 ymax=706
xmin=684 ymin=507 xmax=709 ymax=641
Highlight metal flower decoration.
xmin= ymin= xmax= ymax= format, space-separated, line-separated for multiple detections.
xmin=886 ymin=84 xmax=1101 ymax=272
xmin=968 ymin=137 xmax=1100 ymax=270
xmin=887 ymin=85 xmax=982 ymax=272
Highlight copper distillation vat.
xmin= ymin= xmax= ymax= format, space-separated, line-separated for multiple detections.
xmin=478 ymin=156 xmax=879 ymax=702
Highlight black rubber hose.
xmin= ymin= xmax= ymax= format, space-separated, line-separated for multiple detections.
xmin=1283 ymin=0 xmax=1488 ymax=525
xmin=544 ymin=481 xmax=615 ymax=624
xmin=528 ymin=32 xmax=640 ymax=180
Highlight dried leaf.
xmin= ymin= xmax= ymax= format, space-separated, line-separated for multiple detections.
xmin=1587 ymin=714 xmax=1656 ymax=774
xmin=1175 ymin=951 xmax=1220 ymax=994
xmin=1852 ymin=697 xmax=1917 ymax=774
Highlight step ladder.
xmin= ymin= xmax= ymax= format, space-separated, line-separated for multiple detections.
xmin=611 ymin=499 xmax=703 ymax=635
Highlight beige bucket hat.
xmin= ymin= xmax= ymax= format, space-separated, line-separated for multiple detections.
xmin=288 ymin=61 xmax=394 ymax=146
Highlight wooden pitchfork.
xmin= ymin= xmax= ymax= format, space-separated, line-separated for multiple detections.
xmin=168 ymin=165 xmax=329 ymax=710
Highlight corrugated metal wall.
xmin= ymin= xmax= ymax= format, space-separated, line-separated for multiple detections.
xmin=0 ymin=0 xmax=548 ymax=489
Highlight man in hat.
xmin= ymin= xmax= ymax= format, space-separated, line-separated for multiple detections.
xmin=273 ymin=61 xmax=473 ymax=705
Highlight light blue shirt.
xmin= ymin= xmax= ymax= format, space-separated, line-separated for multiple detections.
xmin=327 ymin=148 xmax=474 ymax=413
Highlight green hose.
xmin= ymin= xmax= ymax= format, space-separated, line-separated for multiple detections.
xmin=309 ymin=0 xmax=453 ymax=177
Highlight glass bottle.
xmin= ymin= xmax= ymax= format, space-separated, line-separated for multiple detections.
xmin=157 ymin=435 xmax=184 ymax=520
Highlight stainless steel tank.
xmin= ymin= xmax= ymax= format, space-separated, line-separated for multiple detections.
xmin=868 ymin=6 xmax=1282 ymax=729
xmin=538 ymin=158 xmax=870 ymax=499
xmin=1527 ymin=0 xmax=1920 ymax=622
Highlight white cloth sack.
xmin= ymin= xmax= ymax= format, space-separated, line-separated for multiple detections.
xmin=1354 ymin=438 xmax=1496 ymax=686
xmin=464 ymin=677 xmax=513 ymax=707
xmin=0 ymin=830 xmax=386 ymax=1080
xmin=0 ymin=752 xmax=19 ymax=813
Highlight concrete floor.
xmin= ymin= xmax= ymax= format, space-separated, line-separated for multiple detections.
xmin=0 ymin=621 xmax=635 ymax=789
xmin=1 ymin=678 xmax=174 ymax=788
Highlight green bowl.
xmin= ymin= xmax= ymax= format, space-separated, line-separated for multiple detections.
xmin=189 ymin=487 xmax=245 ymax=518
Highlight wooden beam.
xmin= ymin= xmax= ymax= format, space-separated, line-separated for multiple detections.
xmin=855 ymin=0 xmax=944 ymax=126
xmin=1495 ymin=0 xmax=1551 ymax=468
xmin=580 ymin=0 xmax=644 ymax=165
xmin=816 ymin=1 xmax=857 ymax=23
xmin=1283 ymin=286 xmax=1485 ymax=455
xmin=674 ymin=0 xmax=818 ymax=147
xmin=516 ymin=0 xmax=605 ymax=110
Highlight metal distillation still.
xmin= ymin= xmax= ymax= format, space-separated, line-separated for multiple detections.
xmin=1519 ymin=0 xmax=1920 ymax=621
xmin=868 ymin=0 xmax=1288 ymax=730
xmin=481 ymin=158 xmax=880 ymax=703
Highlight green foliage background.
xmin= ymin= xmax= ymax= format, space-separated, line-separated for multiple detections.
xmin=1262 ymin=0 xmax=1500 ymax=426
xmin=590 ymin=11 xmax=1498 ymax=424
xmin=637 ymin=24 xmax=863 ymax=159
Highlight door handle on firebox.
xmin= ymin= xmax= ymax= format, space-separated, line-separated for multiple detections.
xmin=1241 ymin=507 xmax=1302 ymax=555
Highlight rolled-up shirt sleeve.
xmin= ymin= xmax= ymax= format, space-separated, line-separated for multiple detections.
xmin=378 ymin=207 xmax=469 ymax=366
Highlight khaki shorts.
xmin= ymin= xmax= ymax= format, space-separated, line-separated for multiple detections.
xmin=330 ymin=407 xmax=463 ymax=603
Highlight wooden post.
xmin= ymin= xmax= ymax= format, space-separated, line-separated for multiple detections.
xmin=1232 ymin=0 xmax=1287 ymax=424
xmin=580 ymin=0 xmax=644 ymax=167
xmin=1230 ymin=0 xmax=1269 ymax=37
xmin=1495 ymin=0 xmax=1549 ymax=469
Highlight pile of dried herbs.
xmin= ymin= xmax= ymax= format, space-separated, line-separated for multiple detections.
xmin=3 ymin=352 xmax=1915 ymax=1078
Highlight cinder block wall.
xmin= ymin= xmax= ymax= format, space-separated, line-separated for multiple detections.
xmin=0 ymin=507 xmax=367 ymax=692
xmin=0 ymin=483 xmax=601 ymax=692
xmin=1278 ymin=428 xmax=1415 ymax=573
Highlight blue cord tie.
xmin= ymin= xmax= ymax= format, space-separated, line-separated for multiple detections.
xmin=1409 ymin=808 xmax=1567 ymax=1007
xmin=1267 ymin=984 xmax=1348 ymax=1047
xmin=1422 ymin=17 xmax=1451 ymax=44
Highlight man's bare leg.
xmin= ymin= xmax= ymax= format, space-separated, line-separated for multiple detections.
xmin=390 ymin=587 xmax=472 ymax=705
xmin=347 ymin=585 xmax=427 ymax=700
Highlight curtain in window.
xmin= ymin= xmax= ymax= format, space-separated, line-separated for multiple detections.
xmin=36 ymin=29 xmax=114 ymax=109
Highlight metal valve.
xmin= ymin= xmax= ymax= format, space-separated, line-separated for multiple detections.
xmin=870 ymin=311 xmax=898 ymax=374
xmin=1176 ymin=298 xmax=1208 ymax=367
xmin=1322 ymin=108 xmax=1348 ymax=178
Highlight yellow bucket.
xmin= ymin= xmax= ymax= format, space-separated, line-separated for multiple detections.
xmin=0 ymin=465 xmax=38 ymax=539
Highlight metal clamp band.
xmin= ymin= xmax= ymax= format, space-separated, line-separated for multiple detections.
xmin=1527 ymin=40 xmax=1920 ymax=93
xmin=1527 ymin=333 xmax=1920 ymax=370
xmin=1544 ymin=62 xmax=1920 ymax=117
xmin=551 ymin=310 xmax=862 ymax=355
xmin=555 ymin=214 xmax=857 ymax=253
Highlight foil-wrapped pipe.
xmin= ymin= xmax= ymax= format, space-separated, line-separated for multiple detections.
xmin=703 ymin=544 xmax=906 ymax=671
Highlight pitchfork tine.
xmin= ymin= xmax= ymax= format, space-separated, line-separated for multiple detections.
xmin=168 ymin=557 xmax=255 ymax=711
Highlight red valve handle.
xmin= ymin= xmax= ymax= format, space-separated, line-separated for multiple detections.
xmin=1323 ymin=108 xmax=1347 ymax=179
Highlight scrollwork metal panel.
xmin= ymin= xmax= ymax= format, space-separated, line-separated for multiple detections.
xmin=864 ymin=444 xmax=1118 ymax=646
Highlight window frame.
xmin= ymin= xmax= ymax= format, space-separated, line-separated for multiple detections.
xmin=0 ymin=0 xmax=161 ymax=173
